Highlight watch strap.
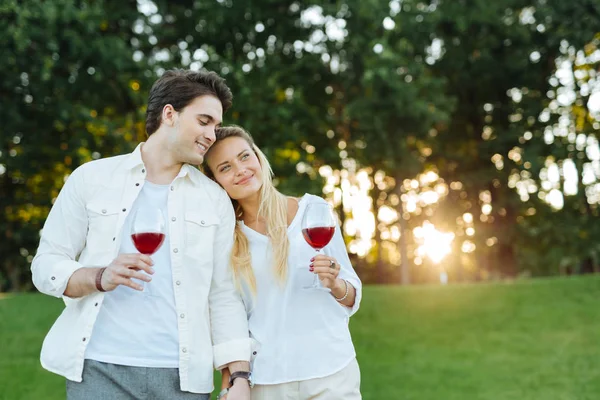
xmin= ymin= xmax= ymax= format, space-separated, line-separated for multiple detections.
xmin=229 ymin=371 xmax=252 ymax=387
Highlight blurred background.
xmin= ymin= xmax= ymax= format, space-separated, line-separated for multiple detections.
xmin=2 ymin=0 xmax=600 ymax=399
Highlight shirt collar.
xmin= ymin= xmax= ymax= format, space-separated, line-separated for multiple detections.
xmin=179 ymin=163 xmax=204 ymax=185
xmin=123 ymin=143 xmax=145 ymax=170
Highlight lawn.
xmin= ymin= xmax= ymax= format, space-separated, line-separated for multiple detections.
xmin=2 ymin=276 xmax=600 ymax=399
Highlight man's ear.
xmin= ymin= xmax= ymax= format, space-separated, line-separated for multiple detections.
xmin=162 ymin=104 xmax=177 ymax=127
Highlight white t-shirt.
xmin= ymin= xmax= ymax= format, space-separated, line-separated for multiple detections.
xmin=85 ymin=181 xmax=179 ymax=367
xmin=239 ymin=194 xmax=363 ymax=384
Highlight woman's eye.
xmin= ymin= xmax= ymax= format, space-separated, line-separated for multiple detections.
xmin=241 ymin=154 xmax=249 ymax=160
xmin=220 ymin=165 xmax=230 ymax=173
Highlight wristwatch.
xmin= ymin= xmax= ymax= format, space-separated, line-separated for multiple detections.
xmin=216 ymin=388 xmax=229 ymax=400
xmin=229 ymin=370 xmax=254 ymax=388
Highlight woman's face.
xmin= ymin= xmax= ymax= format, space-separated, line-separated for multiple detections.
xmin=206 ymin=136 xmax=263 ymax=200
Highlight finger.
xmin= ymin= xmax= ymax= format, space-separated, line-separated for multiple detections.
xmin=313 ymin=266 xmax=338 ymax=276
xmin=119 ymin=253 xmax=155 ymax=268
xmin=312 ymin=254 xmax=336 ymax=263
xmin=122 ymin=259 xmax=154 ymax=274
xmin=118 ymin=267 xmax=152 ymax=282
xmin=311 ymin=260 xmax=336 ymax=269
xmin=114 ymin=276 xmax=144 ymax=291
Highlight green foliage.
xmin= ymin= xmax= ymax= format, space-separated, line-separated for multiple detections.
xmin=0 ymin=0 xmax=150 ymax=290
xmin=1 ymin=0 xmax=599 ymax=289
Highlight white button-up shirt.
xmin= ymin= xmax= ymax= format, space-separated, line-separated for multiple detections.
xmin=239 ymin=194 xmax=362 ymax=384
xmin=31 ymin=144 xmax=252 ymax=394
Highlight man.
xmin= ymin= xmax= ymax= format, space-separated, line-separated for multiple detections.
xmin=31 ymin=69 xmax=253 ymax=399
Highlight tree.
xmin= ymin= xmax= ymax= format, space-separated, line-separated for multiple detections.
xmin=0 ymin=0 xmax=150 ymax=290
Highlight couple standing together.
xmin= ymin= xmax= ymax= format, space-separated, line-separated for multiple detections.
xmin=32 ymin=69 xmax=362 ymax=400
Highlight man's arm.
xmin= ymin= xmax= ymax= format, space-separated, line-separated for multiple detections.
xmin=30 ymin=165 xmax=154 ymax=299
xmin=31 ymin=166 xmax=89 ymax=298
xmin=209 ymin=190 xmax=253 ymax=370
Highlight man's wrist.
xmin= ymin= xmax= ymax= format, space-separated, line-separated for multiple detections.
xmin=229 ymin=371 xmax=253 ymax=388
xmin=233 ymin=377 xmax=249 ymax=386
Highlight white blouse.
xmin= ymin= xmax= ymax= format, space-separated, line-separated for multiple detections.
xmin=239 ymin=194 xmax=362 ymax=385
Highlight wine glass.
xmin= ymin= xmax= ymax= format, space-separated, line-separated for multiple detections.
xmin=301 ymin=202 xmax=336 ymax=290
xmin=130 ymin=206 xmax=166 ymax=256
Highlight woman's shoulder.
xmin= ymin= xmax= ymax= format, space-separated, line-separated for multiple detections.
xmin=300 ymin=193 xmax=328 ymax=205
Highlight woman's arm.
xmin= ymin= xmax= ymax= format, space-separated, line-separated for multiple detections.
xmin=217 ymin=367 xmax=232 ymax=399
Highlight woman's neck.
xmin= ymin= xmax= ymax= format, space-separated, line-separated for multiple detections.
xmin=238 ymin=192 xmax=262 ymax=224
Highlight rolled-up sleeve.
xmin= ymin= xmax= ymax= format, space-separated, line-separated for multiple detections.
xmin=209 ymin=189 xmax=252 ymax=369
xmin=325 ymin=219 xmax=363 ymax=317
xmin=31 ymin=166 xmax=88 ymax=298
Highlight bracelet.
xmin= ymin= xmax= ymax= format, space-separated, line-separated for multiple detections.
xmin=95 ymin=267 xmax=107 ymax=292
xmin=333 ymin=279 xmax=349 ymax=302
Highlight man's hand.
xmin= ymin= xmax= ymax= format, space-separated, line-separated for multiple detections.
xmin=225 ymin=378 xmax=250 ymax=400
xmin=100 ymin=253 xmax=154 ymax=291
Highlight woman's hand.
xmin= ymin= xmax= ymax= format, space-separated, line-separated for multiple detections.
xmin=310 ymin=254 xmax=342 ymax=290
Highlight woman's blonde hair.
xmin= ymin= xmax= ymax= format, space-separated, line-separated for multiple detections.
xmin=204 ymin=125 xmax=289 ymax=294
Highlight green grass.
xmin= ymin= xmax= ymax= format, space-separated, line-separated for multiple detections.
xmin=2 ymin=276 xmax=600 ymax=399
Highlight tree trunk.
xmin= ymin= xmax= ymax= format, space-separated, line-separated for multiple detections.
xmin=395 ymin=175 xmax=410 ymax=285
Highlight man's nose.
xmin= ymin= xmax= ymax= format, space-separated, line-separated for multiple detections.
xmin=204 ymin=128 xmax=216 ymax=144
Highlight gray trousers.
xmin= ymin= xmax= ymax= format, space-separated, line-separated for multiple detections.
xmin=66 ymin=360 xmax=210 ymax=400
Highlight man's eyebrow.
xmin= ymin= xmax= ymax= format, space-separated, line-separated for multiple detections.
xmin=216 ymin=150 xmax=247 ymax=168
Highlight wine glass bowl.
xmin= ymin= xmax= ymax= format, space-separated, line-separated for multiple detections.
xmin=130 ymin=206 xmax=166 ymax=256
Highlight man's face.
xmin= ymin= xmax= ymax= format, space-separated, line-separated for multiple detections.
xmin=167 ymin=95 xmax=223 ymax=165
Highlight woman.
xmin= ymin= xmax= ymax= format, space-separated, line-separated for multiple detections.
xmin=204 ymin=125 xmax=362 ymax=400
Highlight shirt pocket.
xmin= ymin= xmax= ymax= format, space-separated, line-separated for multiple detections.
xmin=86 ymin=202 xmax=120 ymax=250
xmin=184 ymin=212 xmax=221 ymax=261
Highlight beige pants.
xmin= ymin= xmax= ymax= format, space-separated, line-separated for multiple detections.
xmin=251 ymin=358 xmax=361 ymax=400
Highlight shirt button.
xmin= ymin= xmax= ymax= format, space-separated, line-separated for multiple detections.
xmin=122 ymin=208 xmax=126 ymax=212
xmin=51 ymin=276 xmax=56 ymax=280
xmin=101 ymin=209 xmax=107 ymax=214
xmin=82 ymin=337 xmax=87 ymax=342
xmin=112 ymin=237 xmax=116 ymax=241
xmin=170 ymin=186 xmax=174 ymax=191
xmin=201 ymin=220 xmax=205 ymax=225
xmin=171 ymin=217 xmax=176 ymax=222
xmin=173 ymin=248 xmax=178 ymax=253
xmin=176 ymin=281 xmax=181 ymax=285
xmin=95 ymin=303 xmax=99 ymax=307
xmin=142 ymin=168 xmax=145 ymax=173
xmin=135 ymin=183 xmax=140 ymax=187
xmin=253 ymin=351 xmax=257 ymax=355
xmin=180 ymin=314 xmax=185 ymax=319
xmin=182 ymin=348 xmax=187 ymax=353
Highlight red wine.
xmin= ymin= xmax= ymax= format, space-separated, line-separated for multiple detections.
xmin=302 ymin=226 xmax=335 ymax=250
xmin=132 ymin=232 xmax=165 ymax=255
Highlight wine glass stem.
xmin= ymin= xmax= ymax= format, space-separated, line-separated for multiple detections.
xmin=313 ymin=250 xmax=322 ymax=288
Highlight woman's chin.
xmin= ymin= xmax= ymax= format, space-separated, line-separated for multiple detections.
xmin=230 ymin=184 xmax=261 ymax=201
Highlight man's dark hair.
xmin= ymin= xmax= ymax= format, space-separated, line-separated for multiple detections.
xmin=145 ymin=69 xmax=233 ymax=136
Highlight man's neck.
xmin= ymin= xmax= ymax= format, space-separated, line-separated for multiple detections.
xmin=141 ymin=136 xmax=182 ymax=185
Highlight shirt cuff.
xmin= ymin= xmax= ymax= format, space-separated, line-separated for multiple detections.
xmin=37 ymin=260 xmax=83 ymax=298
xmin=213 ymin=338 xmax=253 ymax=370
xmin=338 ymin=274 xmax=362 ymax=317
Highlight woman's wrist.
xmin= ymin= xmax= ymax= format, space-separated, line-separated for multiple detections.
xmin=331 ymin=278 xmax=347 ymax=299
